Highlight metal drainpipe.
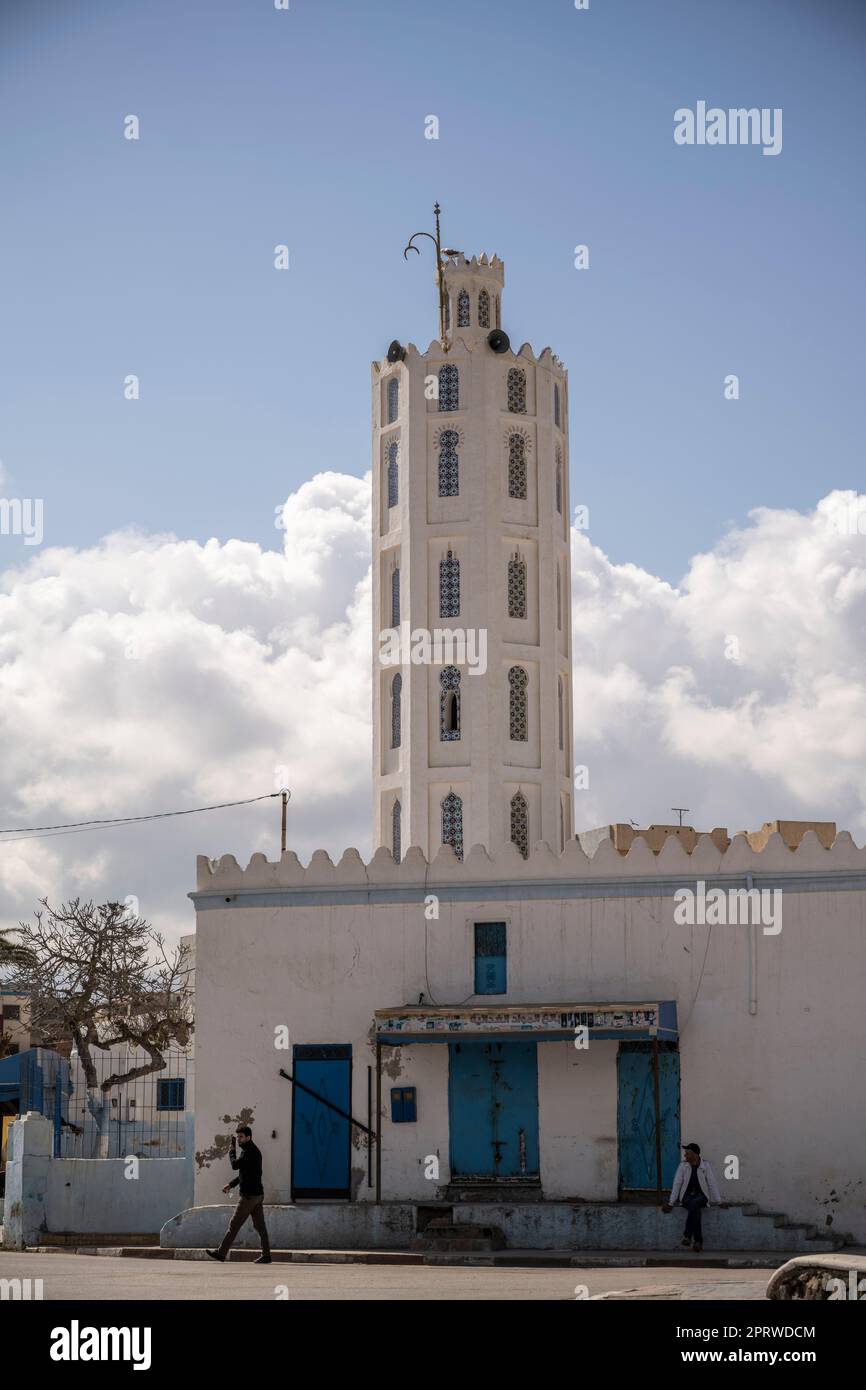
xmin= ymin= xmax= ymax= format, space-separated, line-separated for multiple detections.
xmin=747 ymin=872 xmax=758 ymax=1015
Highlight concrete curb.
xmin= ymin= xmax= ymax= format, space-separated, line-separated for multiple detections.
xmin=25 ymin=1245 xmax=818 ymax=1271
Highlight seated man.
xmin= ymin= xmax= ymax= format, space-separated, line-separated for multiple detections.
xmin=662 ymin=1142 xmax=723 ymax=1252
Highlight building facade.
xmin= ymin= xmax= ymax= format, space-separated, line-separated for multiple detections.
xmin=186 ymin=245 xmax=866 ymax=1249
xmin=191 ymin=829 xmax=866 ymax=1243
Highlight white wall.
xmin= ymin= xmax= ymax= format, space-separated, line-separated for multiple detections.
xmin=192 ymin=833 xmax=866 ymax=1242
xmin=45 ymin=1156 xmax=192 ymax=1234
xmin=2 ymin=1112 xmax=193 ymax=1246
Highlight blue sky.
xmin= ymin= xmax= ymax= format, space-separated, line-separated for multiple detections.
xmin=2 ymin=0 xmax=864 ymax=582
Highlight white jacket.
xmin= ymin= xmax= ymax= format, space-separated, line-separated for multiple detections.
xmin=669 ymin=1159 xmax=721 ymax=1206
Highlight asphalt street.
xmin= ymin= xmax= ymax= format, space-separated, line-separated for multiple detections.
xmin=0 ymin=1251 xmax=769 ymax=1300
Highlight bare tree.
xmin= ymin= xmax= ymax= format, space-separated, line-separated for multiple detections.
xmin=7 ymin=899 xmax=193 ymax=1155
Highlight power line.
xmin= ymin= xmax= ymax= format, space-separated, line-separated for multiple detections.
xmin=0 ymin=792 xmax=281 ymax=843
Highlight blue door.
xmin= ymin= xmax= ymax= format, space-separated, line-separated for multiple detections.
xmin=448 ymin=1041 xmax=539 ymax=1178
xmin=291 ymin=1045 xmax=351 ymax=1199
xmin=617 ymin=1043 xmax=680 ymax=1191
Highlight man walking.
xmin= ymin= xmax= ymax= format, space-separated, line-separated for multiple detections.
xmin=662 ymin=1142 xmax=723 ymax=1253
xmin=207 ymin=1125 xmax=271 ymax=1264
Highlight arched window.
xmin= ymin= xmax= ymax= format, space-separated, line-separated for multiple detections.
xmin=509 ymin=666 xmax=528 ymax=742
xmin=391 ymin=673 xmax=402 ymax=749
xmin=495 ymin=295 xmax=501 ymax=329
xmin=553 ymin=382 xmax=560 ymax=429
xmin=440 ymin=665 xmax=461 ymax=741
xmin=439 ymin=549 xmax=460 ymax=619
xmin=391 ymin=566 xmax=400 ymax=628
xmin=556 ymin=565 xmax=561 ymax=630
xmin=439 ymin=364 xmax=459 ymax=412
xmin=511 ymin=791 xmax=529 ymax=859
xmin=507 ymin=367 xmax=526 ymax=414
xmin=478 ymin=288 xmax=490 ymax=329
xmin=392 ymin=799 xmax=402 ymax=862
xmin=442 ymin=790 xmax=464 ymax=861
xmin=438 ymin=429 xmax=459 ymax=497
xmin=387 ymin=377 xmax=399 ymax=424
xmin=555 ymin=447 xmax=563 ymax=515
xmin=457 ymin=289 xmax=470 ymax=327
xmin=387 ymin=439 xmax=398 ymax=507
xmin=558 ymin=675 xmax=564 ymax=751
xmin=507 ymin=552 xmax=526 ymax=620
xmin=508 ymin=433 xmax=527 ymax=499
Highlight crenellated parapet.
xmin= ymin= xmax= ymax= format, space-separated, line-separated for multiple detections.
xmin=194 ymin=828 xmax=866 ymax=894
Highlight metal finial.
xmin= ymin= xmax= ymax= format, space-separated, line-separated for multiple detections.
xmin=403 ymin=202 xmax=457 ymax=351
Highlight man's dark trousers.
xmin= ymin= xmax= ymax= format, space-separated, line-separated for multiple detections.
xmin=682 ymin=1193 xmax=708 ymax=1243
xmin=217 ymin=1195 xmax=271 ymax=1259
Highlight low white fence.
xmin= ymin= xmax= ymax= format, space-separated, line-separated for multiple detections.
xmin=2 ymin=1112 xmax=193 ymax=1248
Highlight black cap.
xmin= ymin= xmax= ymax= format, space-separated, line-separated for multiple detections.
xmin=683 ymin=1142 xmax=701 ymax=1156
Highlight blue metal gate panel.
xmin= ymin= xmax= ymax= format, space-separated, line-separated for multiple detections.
xmin=617 ymin=1044 xmax=681 ymax=1190
xmin=448 ymin=1040 xmax=539 ymax=1179
xmin=291 ymin=1046 xmax=351 ymax=1199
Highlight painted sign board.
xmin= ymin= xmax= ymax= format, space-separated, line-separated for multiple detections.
xmin=375 ymin=1001 xmax=678 ymax=1043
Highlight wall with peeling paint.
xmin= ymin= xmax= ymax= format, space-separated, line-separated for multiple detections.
xmin=190 ymin=831 xmax=866 ymax=1242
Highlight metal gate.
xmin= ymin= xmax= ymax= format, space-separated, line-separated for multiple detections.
xmin=617 ymin=1041 xmax=680 ymax=1193
xmin=448 ymin=1040 xmax=539 ymax=1179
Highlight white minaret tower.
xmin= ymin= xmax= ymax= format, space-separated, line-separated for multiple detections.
xmin=372 ymin=206 xmax=573 ymax=863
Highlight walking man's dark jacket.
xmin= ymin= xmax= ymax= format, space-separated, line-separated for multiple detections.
xmin=227 ymin=1140 xmax=264 ymax=1197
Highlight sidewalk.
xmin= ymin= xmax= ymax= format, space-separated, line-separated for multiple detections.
xmin=26 ymin=1244 xmax=834 ymax=1270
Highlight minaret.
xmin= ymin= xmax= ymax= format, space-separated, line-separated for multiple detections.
xmin=372 ymin=208 xmax=573 ymax=863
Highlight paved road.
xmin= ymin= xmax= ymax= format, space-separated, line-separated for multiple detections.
xmin=0 ymin=1251 xmax=769 ymax=1300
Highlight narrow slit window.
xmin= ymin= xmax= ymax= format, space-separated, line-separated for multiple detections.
xmin=442 ymin=790 xmax=464 ymax=861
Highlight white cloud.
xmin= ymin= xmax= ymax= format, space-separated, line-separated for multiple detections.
xmin=0 ymin=473 xmax=373 ymax=941
xmin=1 ymin=481 xmax=864 ymax=944
xmin=571 ymin=490 xmax=866 ymax=836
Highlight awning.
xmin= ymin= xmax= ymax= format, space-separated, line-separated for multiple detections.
xmin=374 ymin=1001 xmax=678 ymax=1044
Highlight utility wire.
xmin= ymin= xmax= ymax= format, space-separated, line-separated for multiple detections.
xmin=0 ymin=792 xmax=281 ymax=843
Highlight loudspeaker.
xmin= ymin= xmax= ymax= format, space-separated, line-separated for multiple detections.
xmin=487 ymin=328 xmax=511 ymax=354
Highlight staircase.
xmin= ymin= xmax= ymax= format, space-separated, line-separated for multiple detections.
xmin=410 ymin=1214 xmax=506 ymax=1253
xmin=414 ymin=1201 xmax=846 ymax=1253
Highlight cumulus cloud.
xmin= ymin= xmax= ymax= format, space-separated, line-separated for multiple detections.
xmin=1 ymin=480 xmax=864 ymax=944
xmin=0 ymin=473 xmax=373 ymax=941
xmin=571 ymin=490 xmax=866 ymax=836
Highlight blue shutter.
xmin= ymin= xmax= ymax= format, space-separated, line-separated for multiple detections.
xmin=474 ymin=922 xmax=507 ymax=995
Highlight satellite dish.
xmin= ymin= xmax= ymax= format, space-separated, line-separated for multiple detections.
xmin=487 ymin=328 xmax=511 ymax=354
xmin=387 ymin=340 xmax=406 ymax=363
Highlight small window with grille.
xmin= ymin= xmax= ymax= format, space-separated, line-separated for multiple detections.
xmin=474 ymin=922 xmax=507 ymax=994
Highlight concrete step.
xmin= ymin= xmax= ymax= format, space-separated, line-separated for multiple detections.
xmin=35 ymin=1231 xmax=160 ymax=1247
xmin=444 ymin=1184 xmax=542 ymax=1204
xmin=410 ymin=1219 xmax=507 ymax=1252
xmin=158 ymin=1200 xmax=847 ymax=1254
